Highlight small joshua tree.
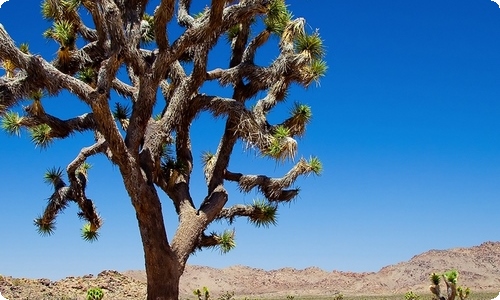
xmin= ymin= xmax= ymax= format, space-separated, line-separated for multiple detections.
xmin=429 ymin=270 xmax=470 ymax=300
xmin=194 ymin=287 xmax=210 ymax=300
xmin=86 ymin=287 xmax=104 ymax=300
xmin=404 ymin=291 xmax=420 ymax=300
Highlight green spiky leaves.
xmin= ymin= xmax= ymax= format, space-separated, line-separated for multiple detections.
xmin=294 ymin=31 xmax=327 ymax=86
xmin=226 ymin=25 xmax=241 ymax=42
xmin=34 ymin=216 xmax=56 ymax=236
xmin=41 ymin=0 xmax=59 ymax=20
xmin=86 ymin=287 xmax=104 ymax=300
xmin=48 ymin=20 xmax=76 ymax=47
xmin=30 ymin=124 xmax=53 ymax=149
xmin=267 ymin=125 xmax=297 ymax=162
xmin=264 ymin=0 xmax=292 ymax=35
xmin=19 ymin=43 xmax=30 ymax=54
xmin=281 ymin=103 xmax=312 ymax=137
xmin=141 ymin=14 xmax=155 ymax=45
xmin=213 ymin=229 xmax=236 ymax=254
xmin=1 ymin=111 xmax=23 ymax=136
xmin=444 ymin=269 xmax=458 ymax=284
xmin=44 ymin=167 xmax=64 ymax=185
xmin=77 ymin=68 xmax=96 ymax=86
xmin=308 ymin=156 xmax=322 ymax=175
xmin=112 ymin=102 xmax=130 ymax=131
xmin=295 ymin=31 xmax=325 ymax=61
xmin=457 ymin=286 xmax=471 ymax=300
xmin=250 ymin=199 xmax=278 ymax=228
xmin=41 ymin=0 xmax=81 ymax=20
xmin=81 ymin=222 xmax=99 ymax=242
xmin=430 ymin=273 xmax=441 ymax=285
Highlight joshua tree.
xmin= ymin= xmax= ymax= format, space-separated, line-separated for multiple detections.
xmin=429 ymin=270 xmax=471 ymax=300
xmin=0 ymin=0 xmax=326 ymax=299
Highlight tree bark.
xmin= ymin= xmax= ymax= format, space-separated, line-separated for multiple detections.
xmin=134 ymin=190 xmax=182 ymax=300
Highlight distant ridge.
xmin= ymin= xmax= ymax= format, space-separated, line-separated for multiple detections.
xmin=125 ymin=241 xmax=500 ymax=296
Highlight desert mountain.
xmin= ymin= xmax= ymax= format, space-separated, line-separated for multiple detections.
xmin=1 ymin=241 xmax=499 ymax=299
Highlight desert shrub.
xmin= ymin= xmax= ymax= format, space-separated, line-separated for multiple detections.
xmin=86 ymin=287 xmax=104 ymax=300
xmin=404 ymin=291 xmax=420 ymax=300
xmin=333 ymin=292 xmax=344 ymax=300
xmin=217 ymin=291 xmax=235 ymax=300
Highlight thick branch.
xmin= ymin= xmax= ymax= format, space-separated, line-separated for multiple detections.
xmin=225 ymin=158 xmax=316 ymax=201
xmin=21 ymin=111 xmax=96 ymax=139
xmin=154 ymin=0 xmax=175 ymax=50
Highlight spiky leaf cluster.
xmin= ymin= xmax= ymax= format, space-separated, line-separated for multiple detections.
xmin=264 ymin=0 xmax=292 ymax=34
xmin=430 ymin=273 xmax=441 ymax=285
xmin=46 ymin=20 xmax=75 ymax=47
xmin=86 ymin=287 xmax=104 ymax=300
xmin=77 ymin=68 xmax=96 ymax=86
xmin=444 ymin=269 xmax=458 ymax=284
xmin=19 ymin=43 xmax=29 ymax=54
xmin=267 ymin=125 xmax=297 ymax=161
xmin=1 ymin=111 xmax=23 ymax=136
xmin=141 ymin=14 xmax=155 ymax=45
xmin=34 ymin=216 xmax=56 ymax=236
xmin=112 ymin=103 xmax=130 ymax=131
xmin=30 ymin=124 xmax=52 ymax=149
xmin=282 ymin=103 xmax=312 ymax=137
xmin=295 ymin=32 xmax=325 ymax=60
xmin=457 ymin=286 xmax=471 ymax=300
xmin=249 ymin=199 xmax=278 ymax=227
xmin=213 ymin=229 xmax=236 ymax=254
xmin=44 ymin=167 xmax=64 ymax=185
xmin=81 ymin=222 xmax=99 ymax=242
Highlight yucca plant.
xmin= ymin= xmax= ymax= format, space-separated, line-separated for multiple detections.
xmin=281 ymin=103 xmax=312 ymax=137
xmin=213 ymin=229 xmax=236 ymax=254
xmin=295 ymin=31 xmax=325 ymax=61
xmin=1 ymin=111 xmax=23 ymax=136
xmin=112 ymin=102 xmax=130 ymax=131
xmin=41 ymin=0 xmax=59 ymax=20
xmin=405 ymin=291 xmax=421 ymax=300
xmin=308 ymin=156 xmax=323 ymax=175
xmin=444 ymin=269 xmax=458 ymax=285
xmin=26 ymin=89 xmax=45 ymax=116
xmin=141 ymin=13 xmax=155 ymax=45
xmin=34 ymin=215 xmax=57 ymax=236
xmin=429 ymin=270 xmax=469 ymax=300
xmin=457 ymin=286 xmax=471 ymax=300
xmin=0 ymin=1 xmax=327 ymax=299
xmin=30 ymin=123 xmax=52 ymax=149
xmin=193 ymin=287 xmax=210 ymax=300
xmin=81 ymin=222 xmax=100 ymax=242
xmin=86 ymin=287 xmax=104 ymax=300
xmin=45 ymin=20 xmax=76 ymax=65
xmin=267 ymin=125 xmax=297 ymax=162
xmin=19 ymin=43 xmax=29 ymax=54
xmin=44 ymin=167 xmax=65 ymax=187
xmin=249 ymin=199 xmax=278 ymax=227
xmin=77 ymin=67 xmax=96 ymax=87
xmin=264 ymin=0 xmax=292 ymax=35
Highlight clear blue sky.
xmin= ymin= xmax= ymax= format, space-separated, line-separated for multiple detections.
xmin=1 ymin=1 xmax=500 ymax=280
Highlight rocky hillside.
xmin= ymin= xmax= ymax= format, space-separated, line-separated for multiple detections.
xmin=1 ymin=241 xmax=499 ymax=299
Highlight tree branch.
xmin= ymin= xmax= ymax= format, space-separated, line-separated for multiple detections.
xmin=225 ymin=158 xmax=318 ymax=202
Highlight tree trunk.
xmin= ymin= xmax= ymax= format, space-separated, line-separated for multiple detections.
xmin=134 ymin=190 xmax=182 ymax=300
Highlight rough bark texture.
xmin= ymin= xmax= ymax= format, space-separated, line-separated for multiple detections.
xmin=0 ymin=1 xmax=326 ymax=299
